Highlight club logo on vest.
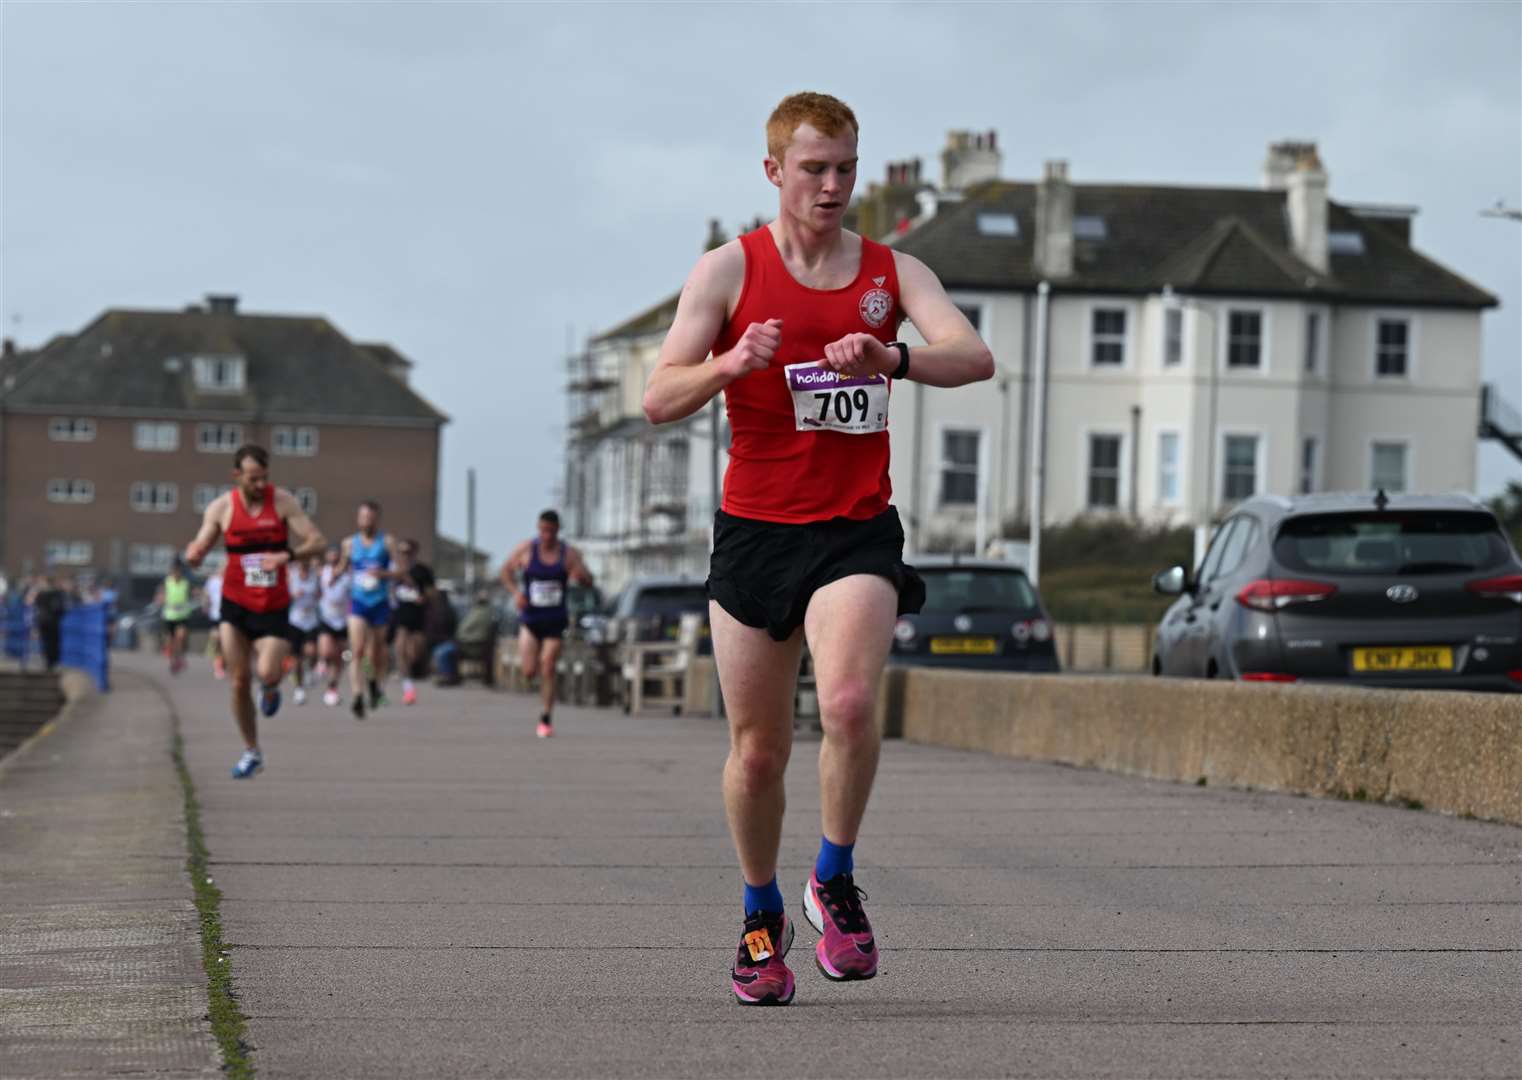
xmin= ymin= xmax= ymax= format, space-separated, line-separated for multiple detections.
xmin=859 ymin=287 xmax=893 ymax=329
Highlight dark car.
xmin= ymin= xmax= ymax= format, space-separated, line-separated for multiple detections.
xmin=1151 ymin=491 xmax=1522 ymax=691
xmin=889 ymin=556 xmax=1059 ymax=671
xmin=583 ymin=575 xmax=712 ymax=655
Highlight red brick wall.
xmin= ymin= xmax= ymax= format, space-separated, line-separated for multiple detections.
xmin=4 ymin=413 xmax=440 ymax=600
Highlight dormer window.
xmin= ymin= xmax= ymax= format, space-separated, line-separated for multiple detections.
xmin=975 ymin=213 xmax=1019 ymax=237
xmin=1328 ymin=231 xmax=1365 ymax=256
xmin=192 ymin=354 xmax=246 ymax=392
xmin=1073 ymin=215 xmax=1108 ymax=241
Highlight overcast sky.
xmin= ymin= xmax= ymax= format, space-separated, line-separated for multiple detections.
xmin=3 ymin=1 xmax=1518 ymax=560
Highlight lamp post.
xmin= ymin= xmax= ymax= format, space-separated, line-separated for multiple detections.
xmin=1162 ymin=285 xmax=1220 ymax=567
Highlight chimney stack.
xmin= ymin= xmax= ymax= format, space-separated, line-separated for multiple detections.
xmin=704 ymin=218 xmax=727 ymax=252
xmin=1034 ymin=160 xmax=1074 ymax=279
xmin=1269 ymin=142 xmax=1329 ymax=273
xmin=2 ymin=338 xmax=15 ymax=358
xmin=940 ymin=130 xmax=1002 ymax=191
xmin=206 ymin=293 xmax=239 ymax=315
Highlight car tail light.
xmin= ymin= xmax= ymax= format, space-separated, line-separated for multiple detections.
xmin=1010 ymin=620 xmax=1032 ymax=643
xmin=893 ymin=618 xmax=917 ymax=645
xmin=1508 ymin=669 xmax=1522 ymax=685
xmin=1236 ymin=579 xmax=1337 ymax=612
xmin=1030 ymin=618 xmax=1052 ymax=643
xmin=1466 ymin=574 xmax=1522 ymax=604
xmin=1241 ymin=672 xmax=1298 ymax=683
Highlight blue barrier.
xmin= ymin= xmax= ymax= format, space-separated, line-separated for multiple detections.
xmin=60 ymin=603 xmax=111 ymax=692
xmin=3 ymin=598 xmax=34 ymax=663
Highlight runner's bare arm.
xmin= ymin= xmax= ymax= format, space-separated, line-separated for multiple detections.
xmin=821 ymin=253 xmax=992 ymax=384
xmin=184 ymin=495 xmax=228 ymax=567
xmin=643 ymin=243 xmax=780 ymax=425
xmin=499 ymin=541 xmax=531 ymax=596
xmin=889 ymin=252 xmax=994 ymax=386
xmin=276 ymin=490 xmax=327 ymax=563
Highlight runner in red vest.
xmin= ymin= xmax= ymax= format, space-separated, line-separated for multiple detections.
xmin=644 ymin=92 xmax=993 ymax=1005
xmin=185 ymin=444 xmax=327 ymax=779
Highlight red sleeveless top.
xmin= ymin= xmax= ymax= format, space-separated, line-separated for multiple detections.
xmin=222 ymin=488 xmax=291 ymax=612
xmin=713 ymin=227 xmax=900 ymax=524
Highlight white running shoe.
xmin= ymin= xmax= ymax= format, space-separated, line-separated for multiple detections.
xmin=323 ymin=688 xmax=340 ymax=707
xmin=231 ymin=749 xmax=264 ymax=779
xmin=294 ymin=686 xmax=307 ymax=706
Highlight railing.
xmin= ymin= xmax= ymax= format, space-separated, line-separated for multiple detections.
xmin=1480 ymin=383 xmax=1522 ymax=464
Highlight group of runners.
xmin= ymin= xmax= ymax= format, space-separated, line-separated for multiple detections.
xmin=173 ymin=92 xmax=987 ymax=1006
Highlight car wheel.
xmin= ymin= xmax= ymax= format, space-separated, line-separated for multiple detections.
xmin=1205 ymin=660 xmax=1218 ymax=680
xmin=1151 ymin=656 xmax=1162 ymax=677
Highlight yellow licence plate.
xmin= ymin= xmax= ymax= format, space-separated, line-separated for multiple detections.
xmin=929 ymin=637 xmax=998 ymax=656
xmin=1351 ymin=646 xmax=1453 ymax=673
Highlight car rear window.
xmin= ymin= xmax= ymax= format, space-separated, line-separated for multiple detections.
xmin=919 ymin=569 xmax=1038 ymax=614
xmin=630 ymin=586 xmax=708 ymax=617
xmin=1274 ymin=511 xmax=1511 ymax=576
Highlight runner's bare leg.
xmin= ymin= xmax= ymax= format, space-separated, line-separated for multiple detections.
xmin=803 ymin=574 xmax=897 ymax=846
xmin=539 ymin=637 xmax=563 ymax=716
xmin=711 ymin=601 xmax=805 ymax=887
xmin=220 ymin=623 xmax=258 ymax=750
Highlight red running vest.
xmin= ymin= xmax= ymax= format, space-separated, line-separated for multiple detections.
xmin=222 ymin=488 xmax=291 ymax=612
xmin=714 ymin=227 xmax=900 ymax=524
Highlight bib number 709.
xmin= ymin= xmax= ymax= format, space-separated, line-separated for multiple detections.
xmin=814 ymin=388 xmax=871 ymax=425
xmin=784 ymin=360 xmax=889 ymax=435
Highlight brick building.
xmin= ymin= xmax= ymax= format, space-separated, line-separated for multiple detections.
xmin=1 ymin=295 xmax=447 ymax=603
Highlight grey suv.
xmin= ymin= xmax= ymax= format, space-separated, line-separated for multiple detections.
xmin=1151 ymin=491 xmax=1522 ymax=691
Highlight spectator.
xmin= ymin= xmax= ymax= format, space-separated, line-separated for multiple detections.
xmin=29 ymin=575 xmax=68 ymax=671
xmin=449 ymin=592 xmax=497 ymax=686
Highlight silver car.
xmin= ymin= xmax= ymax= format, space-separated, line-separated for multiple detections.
xmin=1152 ymin=491 xmax=1522 ymax=691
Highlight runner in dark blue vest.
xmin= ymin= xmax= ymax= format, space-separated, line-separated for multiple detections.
xmin=500 ymin=509 xmax=593 ymax=737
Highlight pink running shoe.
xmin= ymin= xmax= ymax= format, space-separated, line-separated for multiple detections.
xmin=536 ymin=720 xmax=553 ymax=738
xmin=213 ymin=657 xmax=226 ymax=680
xmin=730 ymin=911 xmax=794 ymax=1006
xmin=803 ymin=872 xmax=878 ymax=981
xmin=403 ymin=686 xmax=418 ymax=706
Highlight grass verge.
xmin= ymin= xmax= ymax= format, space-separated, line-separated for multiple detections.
xmin=171 ymin=727 xmax=255 ymax=1078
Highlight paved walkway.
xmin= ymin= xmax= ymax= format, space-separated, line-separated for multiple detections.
xmin=0 ymin=668 xmax=219 ymax=1079
xmin=8 ymin=651 xmax=1522 ymax=1077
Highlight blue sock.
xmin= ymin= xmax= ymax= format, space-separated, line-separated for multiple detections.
xmin=743 ymin=876 xmax=784 ymax=916
xmin=815 ymin=836 xmax=854 ymax=882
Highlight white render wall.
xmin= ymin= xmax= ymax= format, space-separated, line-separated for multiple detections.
xmin=888 ymin=290 xmax=1485 ymax=549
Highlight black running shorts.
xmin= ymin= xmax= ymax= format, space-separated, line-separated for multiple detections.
xmin=220 ymin=599 xmax=295 ymax=645
xmin=707 ymin=506 xmax=925 ymax=642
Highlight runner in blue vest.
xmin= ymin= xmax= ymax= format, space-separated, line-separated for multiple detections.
xmin=500 ymin=509 xmax=593 ymax=737
xmin=337 ymin=500 xmax=401 ymax=720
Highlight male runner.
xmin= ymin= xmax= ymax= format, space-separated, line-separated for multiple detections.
xmin=286 ymin=555 xmax=321 ymax=705
xmin=203 ymin=571 xmax=225 ymax=679
xmin=338 ymin=500 xmax=400 ymax=720
xmin=388 ymin=538 xmax=436 ymax=706
xmin=499 ymin=509 xmax=593 ymax=737
xmin=643 ymin=92 xmax=992 ymax=1004
xmin=316 ymin=546 xmax=350 ymax=707
xmin=156 ymin=560 xmax=195 ymax=675
xmin=185 ymin=444 xmax=327 ymax=778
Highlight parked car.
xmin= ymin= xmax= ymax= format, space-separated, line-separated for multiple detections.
xmin=587 ymin=575 xmax=712 ymax=656
xmin=1151 ymin=491 xmax=1522 ymax=691
xmin=889 ymin=556 xmax=1059 ymax=671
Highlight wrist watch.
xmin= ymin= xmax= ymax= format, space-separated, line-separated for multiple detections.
xmin=888 ymin=341 xmax=911 ymax=380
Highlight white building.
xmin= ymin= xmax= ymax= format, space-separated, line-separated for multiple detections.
xmin=878 ymin=136 xmax=1499 ymax=552
xmin=567 ymin=137 xmax=1502 ymax=590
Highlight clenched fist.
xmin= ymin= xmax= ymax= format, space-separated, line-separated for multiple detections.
xmin=715 ymin=318 xmax=782 ymax=381
xmin=823 ymin=333 xmax=892 ymax=379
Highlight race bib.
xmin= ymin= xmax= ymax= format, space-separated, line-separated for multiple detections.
xmin=528 ymin=580 xmax=564 ymax=608
xmin=395 ymin=584 xmax=420 ymax=604
xmin=357 ymin=572 xmax=380 ymax=592
xmin=240 ymin=554 xmax=277 ymax=589
xmin=784 ymin=361 xmax=889 ymax=435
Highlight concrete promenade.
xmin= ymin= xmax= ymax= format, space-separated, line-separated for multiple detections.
xmin=5 ymin=649 xmax=1521 ymax=1078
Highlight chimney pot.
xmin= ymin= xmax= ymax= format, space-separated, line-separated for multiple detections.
xmin=941 ymin=129 xmax=1003 ymax=191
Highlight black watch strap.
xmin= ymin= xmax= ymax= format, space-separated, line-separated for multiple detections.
xmin=888 ymin=341 xmax=911 ymax=380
